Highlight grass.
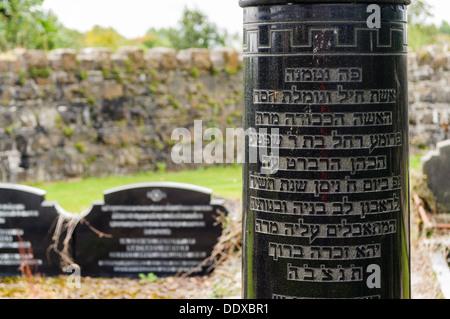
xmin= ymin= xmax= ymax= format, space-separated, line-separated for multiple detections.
xmin=29 ymin=164 xmax=243 ymax=214
xmin=410 ymin=154 xmax=423 ymax=172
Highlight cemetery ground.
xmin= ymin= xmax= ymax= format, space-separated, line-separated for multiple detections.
xmin=0 ymin=159 xmax=448 ymax=299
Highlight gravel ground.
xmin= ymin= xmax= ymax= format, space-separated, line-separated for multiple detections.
xmin=410 ymin=223 xmax=447 ymax=298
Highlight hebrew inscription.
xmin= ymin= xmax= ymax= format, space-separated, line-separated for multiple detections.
xmin=242 ymin=2 xmax=409 ymax=299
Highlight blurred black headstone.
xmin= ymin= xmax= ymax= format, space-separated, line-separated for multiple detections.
xmin=0 ymin=184 xmax=61 ymax=276
xmin=75 ymin=182 xmax=228 ymax=278
xmin=422 ymin=140 xmax=450 ymax=212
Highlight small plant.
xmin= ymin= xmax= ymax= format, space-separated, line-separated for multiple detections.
xmin=79 ymin=71 xmax=88 ymax=81
xmin=29 ymin=67 xmax=51 ymax=79
xmin=111 ymin=69 xmax=122 ymax=83
xmin=74 ymin=141 xmax=86 ymax=154
xmin=84 ymin=154 xmax=97 ymax=165
xmin=189 ymin=67 xmax=199 ymax=78
xmin=125 ymin=59 xmax=132 ymax=74
xmin=86 ymin=97 xmax=96 ymax=107
xmin=224 ymin=66 xmax=238 ymax=76
xmin=18 ymin=70 xmax=26 ymax=86
xmin=172 ymin=101 xmax=180 ymax=109
xmin=63 ymin=126 xmax=74 ymax=137
xmin=4 ymin=125 xmax=13 ymax=136
xmin=102 ymin=69 xmax=111 ymax=79
xmin=149 ymin=69 xmax=158 ymax=77
xmin=195 ymin=103 xmax=207 ymax=110
xmin=211 ymin=68 xmax=219 ymax=76
xmin=149 ymin=84 xmax=158 ymax=94
xmin=139 ymin=272 xmax=159 ymax=284
xmin=156 ymin=162 xmax=167 ymax=173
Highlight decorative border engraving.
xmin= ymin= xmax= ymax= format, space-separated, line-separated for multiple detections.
xmin=243 ymin=22 xmax=407 ymax=55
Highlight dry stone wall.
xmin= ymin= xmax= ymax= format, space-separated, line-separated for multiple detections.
xmin=0 ymin=44 xmax=447 ymax=182
xmin=408 ymin=45 xmax=450 ymax=154
xmin=0 ymin=47 xmax=243 ymax=182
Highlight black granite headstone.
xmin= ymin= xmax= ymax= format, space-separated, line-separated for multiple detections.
xmin=240 ymin=0 xmax=411 ymax=299
xmin=75 ymin=182 xmax=228 ymax=278
xmin=0 ymin=184 xmax=61 ymax=276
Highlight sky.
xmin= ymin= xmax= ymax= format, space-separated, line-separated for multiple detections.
xmin=42 ymin=0 xmax=244 ymax=39
xmin=41 ymin=0 xmax=449 ymax=40
xmin=426 ymin=0 xmax=450 ymax=26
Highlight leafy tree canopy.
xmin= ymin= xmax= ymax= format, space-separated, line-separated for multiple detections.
xmin=408 ymin=0 xmax=433 ymax=26
xmin=143 ymin=7 xmax=228 ymax=50
xmin=0 ymin=0 xmax=84 ymax=50
xmin=84 ymin=25 xmax=129 ymax=51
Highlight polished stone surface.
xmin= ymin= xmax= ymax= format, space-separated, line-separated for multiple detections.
xmin=75 ymin=182 xmax=228 ymax=278
xmin=0 ymin=184 xmax=61 ymax=276
xmin=241 ymin=2 xmax=411 ymax=299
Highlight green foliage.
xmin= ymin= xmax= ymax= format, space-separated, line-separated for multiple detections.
xmin=138 ymin=273 xmax=160 ymax=284
xmin=83 ymin=25 xmax=131 ymax=51
xmin=189 ymin=67 xmax=199 ymax=78
xmin=29 ymin=67 xmax=51 ymax=79
xmin=18 ymin=70 xmax=26 ymax=86
xmin=52 ymin=26 xmax=85 ymax=50
xmin=168 ymin=7 xmax=227 ymax=50
xmin=142 ymin=27 xmax=172 ymax=49
xmin=74 ymin=141 xmax=86 ymax=154
xmin=406 ymin=0 xmax=450 ymax=50
xmin=439 ymin=21 xmax=450 ymax=35
xmin=63 ymin=126 xmax=74 ymax=137
xmin=0 ymin=0 xmax=43 ymax=49
xmin=141 ymin=8 xmax=227 ymax=50
xmin=408 ymin=0 xmax=433 ymax=26
xmin=141 ymin=8 xmax=240 ymax=50
xmin=408 ymin=24 xmax=439 ymax=50
xmin=156 ymin=162 xmax=167 ymax=173
xmin=0 ymin=2 xmax=236 ymax=51
xmin=0 ymin=1 xmax=83 ymax=50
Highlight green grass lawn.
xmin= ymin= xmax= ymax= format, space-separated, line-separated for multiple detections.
xmin=410 ymin=153 xmax=424 ymax=172
xmin=30 ymin=164 xmax=243 ymax=214
xmin=27 ymin=154 xmax=424 ymax=214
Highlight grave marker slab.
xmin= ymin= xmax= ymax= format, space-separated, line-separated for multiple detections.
xmin=0 ymin=184 xmax=61 ymax=276
xmin=74 ymin=182 xmax=228 ymax=278
xmin=422 ymin=140 xmax=450 ymax=212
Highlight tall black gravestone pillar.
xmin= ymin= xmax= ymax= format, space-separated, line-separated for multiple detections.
xmin=240 ymin=0 xmax=411 ymax=299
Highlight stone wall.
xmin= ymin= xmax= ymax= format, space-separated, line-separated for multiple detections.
xmin=0 ymin=44 xmax=447 ymax=183
xmin=408 ymin=45 xmax=450 ymax=154
xmin=0 ymin=47 xmax=243 ymax=182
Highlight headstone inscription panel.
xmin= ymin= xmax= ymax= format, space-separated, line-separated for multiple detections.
xmin=240 ymin=0 xmax=411 ymax=299
xmin=75 ymin=182 xmax=228 ymax=278
xmin=0 ymin=184 xmax=60 ymax=276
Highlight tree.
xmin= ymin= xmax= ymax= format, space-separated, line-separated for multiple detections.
xmin=142 ymin=27 xmax=172 ymax=49
xmin=408 ymin=0 xmax=433 ymax=26
xmin=0 ymin=0 xmax=45 ymax=49
xmin=167 ymin=7 xmax=227 ymax=50
xmin=84 ymin=25 xmax=129 ymax=51
xmin=407 ymin=0 xmax=439 ymax=50
xmin=0 ymin=0 xmax=84 ymax=50
xmin=439 ymin=21 xmax=450 ymax=35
